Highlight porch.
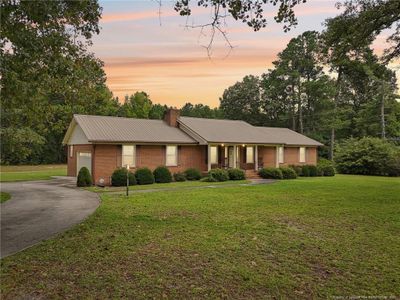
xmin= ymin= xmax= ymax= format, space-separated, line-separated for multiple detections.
xmin=207 ymin=144 xmax=281 ymax=171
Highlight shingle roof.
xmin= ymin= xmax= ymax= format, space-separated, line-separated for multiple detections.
xmin=255 ymin=127 xmax=323 ymax=146
xmin=178 ymin=117 xmax=271 ymax=144
xmin=73 ymin=114 xmax=197 ymax=144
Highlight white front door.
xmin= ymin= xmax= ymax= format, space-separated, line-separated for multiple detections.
xmin=77 ymin=152 xmax=92 ymax=176
xmin=228 ymin=146 xmax=234 ymax=168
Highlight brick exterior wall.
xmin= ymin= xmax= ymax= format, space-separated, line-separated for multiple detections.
xmin=163 ymin=108 xmax=180 ymax=127
xmin=68 ymin=143 xmax=207 ymax=185
xmin=258 ymin=146 xmax=277 ymax=168
xmin=67 ymin=143 xmax=318 ymax=185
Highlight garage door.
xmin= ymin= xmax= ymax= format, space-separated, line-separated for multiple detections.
xmin=77 ymin=152 xmax=92 ymax=176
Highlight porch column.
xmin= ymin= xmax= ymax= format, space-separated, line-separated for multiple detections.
xmin=275 ymin=146 xmax=280 ymax=168
xmin=254 ymin=145 xmax=258 ymax=171
xmin=233 ymin=145 xmax=237 ymax=168
xmin=207 ymin=144 xmax=211 ymax=171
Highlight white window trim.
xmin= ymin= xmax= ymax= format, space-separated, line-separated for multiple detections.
xmin=166 ymin=145 xmax=178 ymax=167
xmin=278 ymin=146 xmax=284 ymax=163
xmin=210 ymin=145 xmax=218 ymax=164
xmin=69 ymin=145 xmax=74 ymax=158
xmin=246 ymin=146 xmax=254 ymax=163
xmin=299 ymin=147 xmax=306 ymax=163
xmin=122 ymin=144 xmax=136 ymax=168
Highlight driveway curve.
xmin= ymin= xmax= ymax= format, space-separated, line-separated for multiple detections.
xmin=1 ymin=177 xmax=99 ymax=258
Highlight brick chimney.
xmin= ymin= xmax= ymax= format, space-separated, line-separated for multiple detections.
xmin=164 ymin=107 xmax=180 ymax=127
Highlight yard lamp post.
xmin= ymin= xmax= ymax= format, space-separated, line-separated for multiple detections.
xmin=126 ymin=164 xmax=130 ymax=197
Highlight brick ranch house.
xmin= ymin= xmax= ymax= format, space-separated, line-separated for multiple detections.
xmin=62 ymin=108 xmax=322 ymax=185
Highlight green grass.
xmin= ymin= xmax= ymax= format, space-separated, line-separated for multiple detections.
xmin=86 ymin=179 xmax=250 ymax=193
xmin=0 ymin=192 xmax=11 ymax=203
xmin=1 ymin=175 xmax=399 ymax=299
xmin=0 ymin=164 xmax=67 ymax=182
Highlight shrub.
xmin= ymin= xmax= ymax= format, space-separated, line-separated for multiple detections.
xmin=322 ymin=165 xmax=335 ymax=176
xmin=184 ymin=168 xmax=202 ymax=181
xmin=111 ymin=168 xmax=136 ymax=186
xmin=300 ymin=165 xmax=318 ymax=177
xmin=208 ymin=168 xmax=229 ymax=182
xmin=335 ymin=137 xmax=400 ymax=176
xmin=135 ymin=168 xmax=155 ymax=185
xmin=280 ymin=167 xmax=297 ymax=179
xmin=200 ymin=175 xmax=218 ymax=182
xmin=289 ymin=165 xmax=302 ymax=176
xmin=316 ymin=165 xmax=325 ymax=176
xmin=173 ymin=172 xmax=186 ymax=182
xmin=227 ymin=168 xmax=245 ymax=180
xmin=153 ymin=166 xmax=172 ymax=183
xmin=258 ymin=167 xmax=283 ymax=179
xmin=77 ymin=167 xmax=92 ymax=187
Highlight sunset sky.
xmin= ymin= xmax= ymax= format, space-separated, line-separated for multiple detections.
xmin=92 ymin=0 xmax=399 ymax=108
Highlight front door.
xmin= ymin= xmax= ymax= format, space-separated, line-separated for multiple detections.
xmin=77 ymin=152 xmax=92 ymax=175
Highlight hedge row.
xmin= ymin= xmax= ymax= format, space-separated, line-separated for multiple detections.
xmin=258 ymin=161 xmax=335 ymax=180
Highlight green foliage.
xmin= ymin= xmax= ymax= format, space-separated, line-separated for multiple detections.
xmin=335 ymin=137 xmax=400 ymax=176
xmin=181 ymin=103 xmax=223 ymax=119
xmin=120 ymin=92 xmax=153 ymax=118
xmin=200 ymin=176 xmax=218 ymax=182
xmin=289 ymin=165 xmax=303 ymax=176
xmin=173 ymin=172 xmax=186 ymax=182
xmin=301 ymin=165 xmax=318 ymax=177
xmin=279 ymin=167 xmax=297 ymax=179
xmin=208 ymin=169 xmax=229 ymax=182
xmin=258 ymin=167 xmax=283 ymax=179
xmin=317 ymin=158 xmax=335 ymax=176
xmin=111 ymin=168 xmax=136 ymax=187
xmin=135 ymin=168 xmax=155 ymax=185
xmin=153 ymin=166 xmax=172 ymax=183
xmin=184 ymin=168 xmax=201 ymax=181
xmin=227 ymin=168 xmax=245 ymax=180
xmin=77 ymin=167 xmax=92 ymax=187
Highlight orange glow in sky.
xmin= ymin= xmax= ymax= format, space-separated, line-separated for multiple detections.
xmin=93 ymin=1 xmax=399 ymax=107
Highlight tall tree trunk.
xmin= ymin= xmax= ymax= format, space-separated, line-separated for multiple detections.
xmin=298 ymin=78 xmax=304 ymax=134
xmin=381 ymin=82 xmax=386 ymax=139
xmin=291 ymin=83 xmax=296 ymax=131
xmin=330 ymin=68 xmax=343 ymax=161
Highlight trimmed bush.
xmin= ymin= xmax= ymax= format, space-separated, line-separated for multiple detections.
xmin=335 ymin=137 xmax=400 ymax=176
xmin=208 ymin=168 xmax=229 ymax=182
xmin=153 ymin=166 xmax=172 ymax=183
xmin=173 ymin=172 xmax=186 ymax=182
xmin=111 ymin=168 xmax=136 ymax=186
xmin=301 ymin=165 xmax=317 ymax=177
xmin=77 ymin=167 xmax=92 ymax=187
xmin=316 ymin=165 xmax=325 ymax=176
xmin=184 ymin=168 xmax=202 ymax=181
xmin=322 ymin=165 xmax=335 ymax=176
xmin=228 ymin=168 xmax=245 ymax=180
xmin=280 ymin=167 xmax=297 ymax=179
xmin=200 ymin=175 xmax=218 ymax=182
xmin=258 ymin=167 xmax=283 ymax=179
xmin=289 ymin=165 xmax=302 ymax=176
xmin=135 ymin=167 xmax=155 ymax=185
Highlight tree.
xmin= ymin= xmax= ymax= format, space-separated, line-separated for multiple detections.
xmin=220 ymin=75 xmax=265 ymax=125
xmin=181 ymin=103 xmax=223 ymax=119
xmin=119 ymin=92 xmax=153 ymax=119
xmin=0 ymin=0 xmax=118 ymax=164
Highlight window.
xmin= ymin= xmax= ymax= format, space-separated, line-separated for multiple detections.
xmin=299 ymin=147 xmax=306 ymax=163
xmin=246 ymin=146 xmax=254 ymax=163
xmin=69 ymin=145 xmax=74 ymax=158
xmin=278 ymin=146 xmax=284 ymax=163
xmin=166 ymin=145 xmax=178 ymax=166
xmin=210 ymin=146 xmax=218 ymax=164
xmin=122 ymin=145 xmax=135 ymax=167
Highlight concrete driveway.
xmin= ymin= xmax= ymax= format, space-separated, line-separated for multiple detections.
xmin=1 ymin=177 xmax=99 ymax=258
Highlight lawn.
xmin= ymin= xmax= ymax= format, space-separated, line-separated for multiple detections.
xmin=0 ymin=164 xmax=67 ymax=182
xmin=87 ymin=179 xmax=250 ymax=193
xmin=0 ymin=192 xmax=11 ymax=203
xmin=1 ymin=175 xmax=399 ymax=299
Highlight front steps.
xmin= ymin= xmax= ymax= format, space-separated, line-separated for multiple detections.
xmin=245 ymin=169 xmax=261 ymax=179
